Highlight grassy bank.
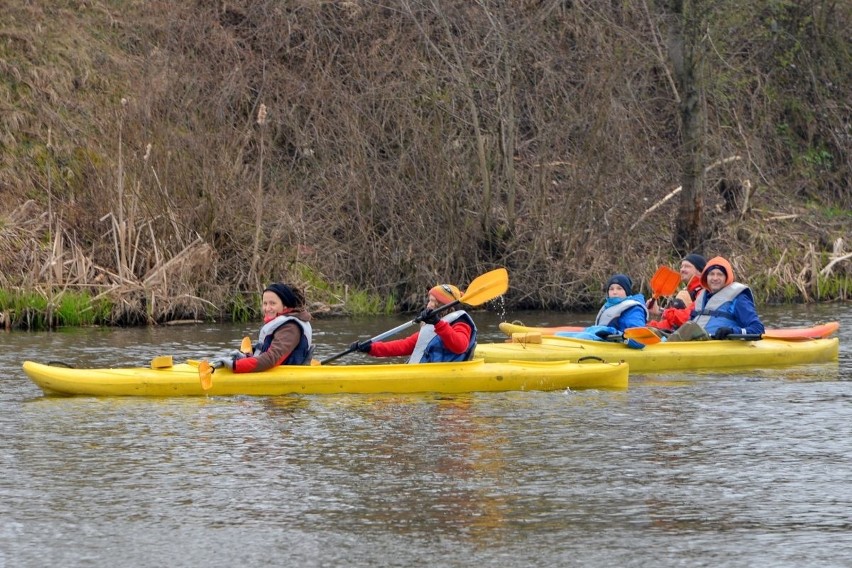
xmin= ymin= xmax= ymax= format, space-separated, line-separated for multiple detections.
xmin=1 ymin=1 xmax=849 ymax=326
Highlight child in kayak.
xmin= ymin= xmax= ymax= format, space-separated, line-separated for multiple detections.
xmin=350 ymin=284 xmax=477 ymax=363
xmin=214 ymin=282 xmax=314 ymax=371
xmin=555 ymin=274 xmax=648 ymax=342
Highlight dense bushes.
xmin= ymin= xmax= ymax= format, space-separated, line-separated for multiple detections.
xmin=0 ymin=0 xmax=848 ymax=326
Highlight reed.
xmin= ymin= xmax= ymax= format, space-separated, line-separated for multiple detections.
xmin=1 ymin=1 xmax=849 ymax=325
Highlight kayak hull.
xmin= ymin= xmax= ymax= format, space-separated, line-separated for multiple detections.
xmin=22 ymin=358 xmax=628 ymax=397
xmin=499 ymin=321 xmax=840 ymax=339
xmin=475 ymin=336 xmax=839 ymax=373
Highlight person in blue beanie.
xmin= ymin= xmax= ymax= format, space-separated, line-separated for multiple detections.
xmin=555 ymin=273 xmax=648 ymax=344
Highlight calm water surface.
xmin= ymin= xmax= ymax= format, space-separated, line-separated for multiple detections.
xmin=1 ymin=305 xmax=850 ymax=567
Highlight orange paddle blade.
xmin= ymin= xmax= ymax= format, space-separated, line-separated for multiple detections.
xmin=623 ymin=327 xmax=663 ymax=345
xmin=650 ymin=266 xmax=680 ymax=298
xmin=199 ymin=360 xmax=214 ymax=391
xmin=240 ymin=336 xmax=253 ymax=355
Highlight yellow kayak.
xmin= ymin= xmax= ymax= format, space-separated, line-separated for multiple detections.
xmin=474 ymin=335 xmax=839 ymax=373
xmin=498 ymin=320 xmax=840 ymax=339
xmin=22 ymin=358 xmax=628 ymax=397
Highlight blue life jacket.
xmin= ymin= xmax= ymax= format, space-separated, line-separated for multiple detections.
xmin=692 ymin=283 xmax=750 ymax=336
xmin=408 ymin=311 xmax=477 ymax=364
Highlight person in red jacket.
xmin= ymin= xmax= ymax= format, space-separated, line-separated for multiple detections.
xmin=647 ymin=253 xmax=706 ymax=332
xmin=351 ymin=284 xmax=477 ymax=363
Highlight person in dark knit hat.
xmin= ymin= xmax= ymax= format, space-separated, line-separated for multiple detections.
xmin=555 ymin=273 xmax=648 ymax=344
xmin=647 ymin=253 xmax=707 ymax=333
xmin=677 ymin=253 xmax=707 ymax=303
xmin=595 ymin=273 xmax=647 ymax=331
xmin=214 ymin=282 xmax=313 ymax=372
xmin=556 ymin=274 xmax=648 ymax=349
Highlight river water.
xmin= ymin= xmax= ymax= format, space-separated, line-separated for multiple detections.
xmin=1 ymin=304 xmax=850 ymax=567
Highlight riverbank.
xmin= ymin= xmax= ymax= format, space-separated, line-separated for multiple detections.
xmin=1 ymin=2 xmax=849 ymax=327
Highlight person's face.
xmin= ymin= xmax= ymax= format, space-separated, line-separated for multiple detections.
xmin=262 ymin=291 xmax=286 ymax=319
xmin=680 ymin=260 xmax=700 ymax=281
xmin=706 ymin=269 xmax=727 ymax=293
xmin=426 ymin=292 xmax=442 ymax=310
xmin=607 ymin=284 xmax=627 ymax=298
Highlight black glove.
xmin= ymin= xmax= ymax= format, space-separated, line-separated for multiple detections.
xmin=595 ymin=329 xmax=614 ymax=340
xmin=418 ymin=308 xmax=440 ymax=325
xmin=713 ymin=326 xmax=735 ymax=339
xmin=350 ymin=340 xmax=372 ymax=353
xmin=670 ymin=298 xmax=686 ymax=310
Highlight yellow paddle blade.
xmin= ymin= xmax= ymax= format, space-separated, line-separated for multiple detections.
xmin=199 ymin=360 xmax=214 ymax=391
xmin=240 ymin=336 xmax=253 ymax=355
xmin=150 ymin=355 xmax=173 ymax=369
xmin=623 ymin=327 xmax=663 ymax=345
xmin=650 ymin=266 xmax=680 ymax=298
xmin=459 ymin=267 xmax=509 ymax=307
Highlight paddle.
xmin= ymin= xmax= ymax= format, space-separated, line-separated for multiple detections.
xmin=623 ymin=325 xmax=830 ymax=346
xmin=321 ymin=267 xmax=509 ymax=365
xmin=623 ymin=327 xmax=663 ymax=345
xmin=198 ymin=336 xmax=254 ymax=391
xmin=603 ymin=332 xmax=649 ymax=349
xmin=647 ymin=265 xmax=681 ymax=309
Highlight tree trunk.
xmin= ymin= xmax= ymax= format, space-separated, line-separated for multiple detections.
xmin=666 ymin=0 xmax=707 ymax=255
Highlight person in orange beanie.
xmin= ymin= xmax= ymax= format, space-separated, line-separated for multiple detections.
xmin=350 ymin=284 xmax=477 ymax=363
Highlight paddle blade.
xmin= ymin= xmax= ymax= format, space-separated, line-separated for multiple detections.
xmin=650 ymin=266 xmax=680 ymax=298
xmin=623 ymin=327 xmax=663 ymax=345
xmin=459 ymin=268 xmax=509 ymax=307
xmin=199 ymin=360 xmax=214 ymax=391
xmin=240 ymin=336 xmax=253 ymax=355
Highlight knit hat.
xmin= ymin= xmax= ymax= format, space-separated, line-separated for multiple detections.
xmin=700 ymin=256 xmax=735 ymax=289
xmin=264 ymin=283 xmax=301 ymax=308
xmin=705 ymin=264 xmax=727 ymax=278
xmin=605 ymin=274 xmax=633 ymax=296
xmin=429 ymin=284 xmax=463 ymax=304
xmin=683 ymin=253 xmax=707 ymax=273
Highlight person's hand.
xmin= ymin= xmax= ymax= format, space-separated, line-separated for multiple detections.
xmin=350 ymin=340 xmax=372 ymax=353
xmin=418 ymin=308 xmax=440 ymax=325
xmin=595 ymin=329 xmax=615 ymax=340
xmin=215 ymin=356 xmax=235 ymax=370
xmin=230 ymin=350 xmax=248 ymax=360
xmin=646 ymin=298 xmax=661 ymax=316
xmin=670 ymin=298 xmax=686 ymax=310
xmin=713 ymin=326 xmax=734 ymax=339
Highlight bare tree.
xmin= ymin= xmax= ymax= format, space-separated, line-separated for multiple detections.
xmin=664 ymin=0 xmax=710 ymax=254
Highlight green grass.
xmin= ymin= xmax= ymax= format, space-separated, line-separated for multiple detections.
xmin=0 ymin=289 xmax=113 ymax=330
xmin=229 ymin=292 xmax=256 ymax=323
xmin=292 ymin=262 xmax=396 ymax=316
